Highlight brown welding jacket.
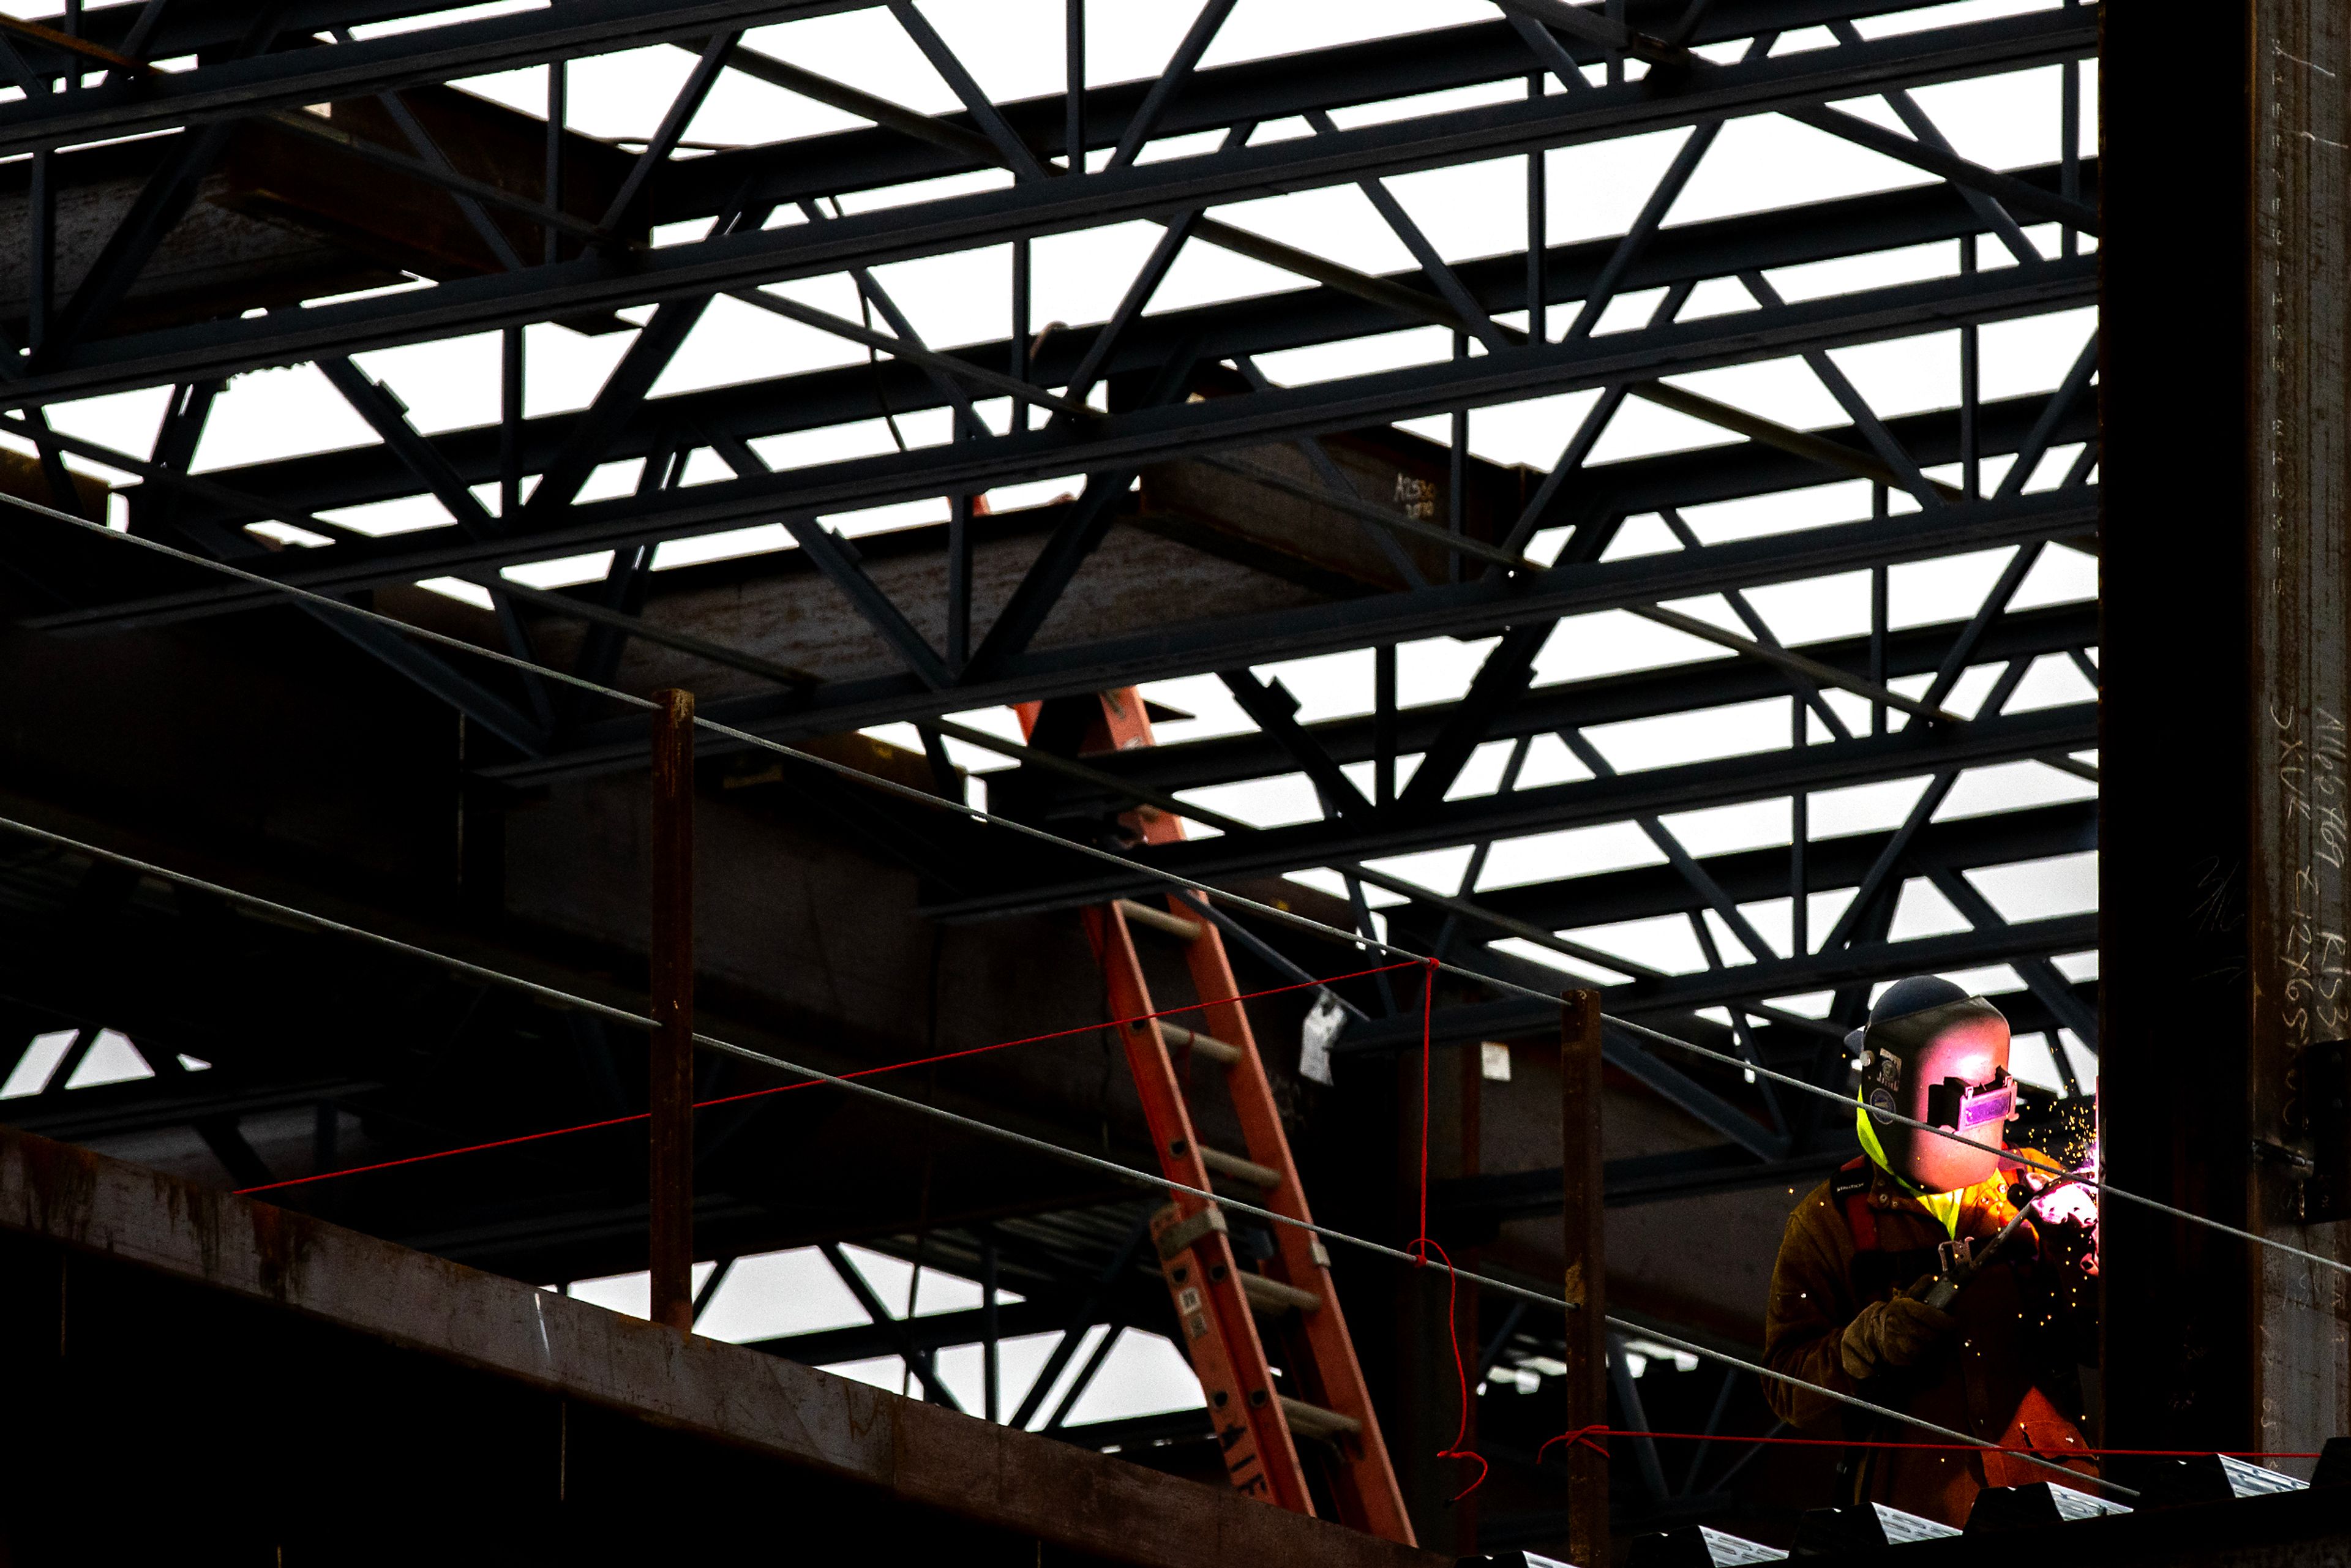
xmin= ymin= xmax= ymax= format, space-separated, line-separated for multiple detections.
xmin=1762 ymin=1158 xmax=2097 ymax=1526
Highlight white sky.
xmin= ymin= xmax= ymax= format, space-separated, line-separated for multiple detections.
xmin=3 ymin=0 xmax=2099 ymax=1400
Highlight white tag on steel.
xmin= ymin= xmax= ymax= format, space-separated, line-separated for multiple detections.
xmin=1300 ymin=989 xmax=1344 ymax=1086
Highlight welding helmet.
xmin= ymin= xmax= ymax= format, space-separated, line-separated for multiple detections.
xmin=1847 ymin=976 xmax=2015 ymax=1193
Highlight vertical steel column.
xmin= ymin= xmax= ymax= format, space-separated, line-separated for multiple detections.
xmin=1526 ymin=84 xmax=1547 ymax=342
xmin=544 ymin=61 xmax=568 ymax=265
xmin=2060 ymin=59 xmax=2080 ymax=261
xmin=648 ymin=688 xmax=696 ymax=1334
xmin=1959 ymin=234 xmax=1979 ymax=498
xmin=948 ymin=482 xmax=974 ymax=671
xmin=1065 ymin=0 xmax=1086 ymax=170
xmin=1869 ymin=506 xmax=1888 ymax=737
xmin=1449 ymin=334 xmax=1469 ymax=584
xmin=1791 ymin=700 xmax=1808 ymax=961
xmin=1455 ymin=1026 xmax=1484 ymax=1555
xmin=2101 ymin=0 xmax=2257 ymax=1460
xmin=1011 ymin=239 xmax=1032 ymax=430
xmin=1561 ymin=989 xmax=1608 ymax=1567
xmin=499 ymin=329 xmax=523 ymax=520
xmin=1374 ymin=644 xmax=1397 ymax=809
xmin=27 ymin=150 xmax=51 ymax=358
xmin=2244 ymin=0 xmax=2351 ymax=1457
xmin=982 ymin=1234 xmax=1000 ymax=1423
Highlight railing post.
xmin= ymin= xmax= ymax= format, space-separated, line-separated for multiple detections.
xmin=1561 ymin=989 xmax=1608 ymax=1566
xmin=648 ymin=688 xmax=695 ymax=1332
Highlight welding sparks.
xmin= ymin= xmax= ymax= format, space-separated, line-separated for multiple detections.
xmin=2021 ymin=1136 xmax=2101 ymax=1275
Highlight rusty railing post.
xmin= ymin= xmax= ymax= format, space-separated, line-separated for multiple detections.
xmin=649 ymin=688 xmax=695 ymax=1332
xmin=1561 ymin=989 xmax=1607 ymax=1567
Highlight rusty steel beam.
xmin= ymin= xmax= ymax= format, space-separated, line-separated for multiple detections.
xmin=1560 ymin=989 xmax=1608 ymax=1568
xmin=0 ymin=1124 xmax=1442 ymax=1567
xmin=648 ymin=688 xmax=696 ymax=1333
xmin=2103 ymin=0 xmax=2351 ymax=1469
xmin=2243 ymin=0 xmax=2351 ymax=1455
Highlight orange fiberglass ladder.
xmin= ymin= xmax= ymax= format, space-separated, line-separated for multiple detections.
xmin=1015 ymin=688 xmax=1413 ymax=1544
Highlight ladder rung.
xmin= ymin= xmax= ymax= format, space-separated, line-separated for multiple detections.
xmin=1199 ymin=1146 xmax=1283 ymax=1188
xmin=1156 ymin=1020 xmax=1242 ymax=1065
xmin=1278 ymin=1395 xmax=1362 ymax=1443
xmin=1116 ymin=898 xmax=1205 ymax=942
xmin=1240 ymin=1272 xmax=1324 ymax=1315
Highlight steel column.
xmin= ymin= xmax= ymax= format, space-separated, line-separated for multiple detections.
xmin=1561 ymin=988 xmax=1607 ymax=1567
xmin=2244 ymin=0 xmax=2351 ymax=1458
xmin=648 ymin=687 xmax=696 ymax=1333
xmin=2099 ymin=0 xmax=2257 ymax=1460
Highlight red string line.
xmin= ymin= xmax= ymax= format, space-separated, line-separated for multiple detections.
xmin=1411 ymin=959 xmax=1429 ymax=1250
xmin=1408 ymin=956 xmax=1486 ymax=1501
xmin=1417 ymin=1236 xmax=1490 ymax=1501
xmin=236 ymin=958 xmax=1419 ymax=1196
xmin=1533 ymin=1427 xmax=2322 ymax=1461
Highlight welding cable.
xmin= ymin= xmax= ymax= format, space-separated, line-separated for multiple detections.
xmin=0 ymin=805 xmax=2134 ymax=1494
xmin=3 ymin=490 xmax=2341 ymax=1292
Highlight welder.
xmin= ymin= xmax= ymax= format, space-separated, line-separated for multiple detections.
xmin=1761 ymin=977 xmax=2097 ymax=1527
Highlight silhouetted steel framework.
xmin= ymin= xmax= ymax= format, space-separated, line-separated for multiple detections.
xmin=0 ymin=0 xmax=2098 ymax=1505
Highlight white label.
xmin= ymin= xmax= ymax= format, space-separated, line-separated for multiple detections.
xmin=1300 ymin=989 xmax=1344 ymax=1086
xmin=1481 ymin=1041 xmax=1513 ymax=1081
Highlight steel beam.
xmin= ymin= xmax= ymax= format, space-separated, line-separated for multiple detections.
xmin=4 ymin=9 xmax=2092 ymax=410
xmin=2099 ymin=1 xmax=2254 ymax=1463
xmin=928 ymin=702 xmax=2094 ymax=919
xmin=39 ymin=260 xmax=2094 ymax=631
xmin=473 ymin=487 xmax=2093 ymax=784
xmin=0 ymin=1 xmax=872 ymax=157
xmin=0 ymin=1125 xmax=1438 ymax=1568
xmin=1339 ymin=912 xmax=2098 ymax=1054
xmin=149 ymin=169 xmax=2094 ymax=536
xmin=1032 ymin=605 xmax=2094 ymax=816
xmin=1454 ymin=800 xmax=2096 ymax=936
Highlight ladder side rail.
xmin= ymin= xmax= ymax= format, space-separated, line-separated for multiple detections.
xmin=1165 ymin=894 xmax=1417 ymax=1544
xmin=1085 ymin=902 xmax=1315 ymax=1516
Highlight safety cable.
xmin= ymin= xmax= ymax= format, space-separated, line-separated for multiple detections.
xmin=0 ymin=798 xmax=2129 ymax=1494
xmin=230 ymin=957 xmax=1421 ymax=1194
xmin=5 ymin=490 xmax=2338 ymax=1286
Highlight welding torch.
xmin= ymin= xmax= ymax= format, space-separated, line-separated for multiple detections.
xmin=1903 ymin=1172 xmax=2086 ymax=1313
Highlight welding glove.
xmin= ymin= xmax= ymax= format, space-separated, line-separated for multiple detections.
xmin=1839 ymin=1295 xmax=1959 ymax=1379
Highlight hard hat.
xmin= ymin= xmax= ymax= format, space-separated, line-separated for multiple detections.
xmin=1851 ymin=976 xmax=2014 ymax=1192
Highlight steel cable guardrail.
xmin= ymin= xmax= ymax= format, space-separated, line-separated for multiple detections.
xmin=0 ymin=797 xmax=2134 ymax=1493
xmin=0 ymin=491 xmax=2318 ymax=1285
xmin=0 ymin=489 xmax=2293 ymax=1496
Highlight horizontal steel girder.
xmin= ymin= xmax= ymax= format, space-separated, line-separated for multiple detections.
xmin=484 ymin=486 xmax=2096 ymax=782
xmin=8 ymin=7 xmax=2092 ymax=409
xmin=1450 ymin=799 xmax=2096 ymax=936
xmin=42 ymin=257 xmax=2095 ymax=633
xmin=1014 ymin=602 xmax=2098 ymax=814
xmin=0 ymin=1 xmax=874 ymax=158
xmin=925 ymin=700 xmax=2096 ymax=920
xmin=1340 ymin=910 xmax=2099 ymax=1052
xmin=655 ymin=3 xmax=2079 ymax=217
xmin=153 ymin=162 xmax=2095 ymax=534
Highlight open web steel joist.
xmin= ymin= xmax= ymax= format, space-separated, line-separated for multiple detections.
xmin=0 ymin=0 xmax=2102 ymax=1549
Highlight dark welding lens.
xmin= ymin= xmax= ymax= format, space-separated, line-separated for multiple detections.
xmin=1959 ymin=1079 xmax=2015 ymax=1129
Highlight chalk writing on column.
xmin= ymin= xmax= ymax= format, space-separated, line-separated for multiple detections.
xmin=2275 ymin=705 xmax=2350 ymax=1047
